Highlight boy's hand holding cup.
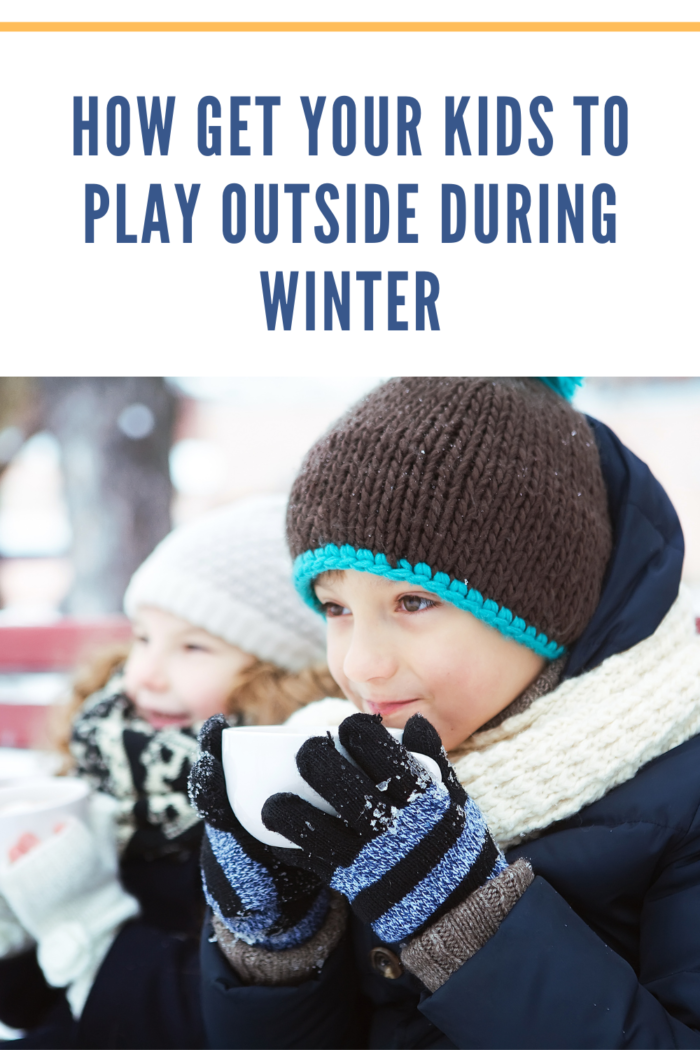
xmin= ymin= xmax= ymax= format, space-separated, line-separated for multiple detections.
xmin=188 ymin=715 xmax=330 ymax=952
xmin=195 ymin=709 xmax=507 ymax=952
xmin=261 ymin=713 xmax=508 ymax=945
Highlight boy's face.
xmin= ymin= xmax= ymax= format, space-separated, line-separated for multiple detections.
xmin=314 ymin=569 xmax=546 ymax=751
xmin=123 ymin=606 xmax=255 ymax=730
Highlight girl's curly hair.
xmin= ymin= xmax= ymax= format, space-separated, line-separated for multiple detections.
xmin=53 ymin=641 xmax=342 ymax=771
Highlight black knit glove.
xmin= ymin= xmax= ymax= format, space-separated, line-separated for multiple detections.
xmin=188 ymin=715 xmax=329 ymax=950
xmin=262 ymin=713 xmax=507 ymax=944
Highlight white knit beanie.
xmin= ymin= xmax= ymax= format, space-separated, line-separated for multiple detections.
xmin=123 ymin=495 xmax=327 ymax=674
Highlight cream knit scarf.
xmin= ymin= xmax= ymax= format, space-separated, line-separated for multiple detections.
xmin=453 ymin=586 xmax=700 ymax=849
xmin=291 ymin=587 xmax=700 ymax=853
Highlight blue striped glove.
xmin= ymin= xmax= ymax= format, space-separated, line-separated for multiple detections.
xmin=188 ymin=715 xmax=329 ymax=950
xmin=262 ymin=713 xmax=507 ymax=945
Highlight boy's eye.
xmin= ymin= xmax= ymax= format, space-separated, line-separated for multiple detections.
xmin=185 ymin=643 xmax=210 ymax=652
xmin=399 ymin=594 xmax=435 ymax=613
xmin=322 ymin=602 xmax=349 ymax=618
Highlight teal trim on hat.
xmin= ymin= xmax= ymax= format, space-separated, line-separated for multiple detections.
xmin=293 ymin=544 xmax=566 ymax=661
xmin=536 ymin=377 xmax=583 ymax=401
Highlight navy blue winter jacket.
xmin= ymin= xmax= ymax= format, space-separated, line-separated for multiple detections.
xmin=200 ymin=419 xmax=700 ymax=1050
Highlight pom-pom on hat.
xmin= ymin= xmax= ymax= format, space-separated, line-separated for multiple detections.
xmin=124 ymin=495 xmax=327 ymax=673
xmin=287 ymin=378 xmax=612 ymax=660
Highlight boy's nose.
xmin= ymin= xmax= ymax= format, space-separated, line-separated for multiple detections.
xmin=342 ymin=624 xmax=398 ymax=685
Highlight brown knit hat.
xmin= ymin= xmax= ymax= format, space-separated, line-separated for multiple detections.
xmin=288 ymin=378 xmax=613 ymax=660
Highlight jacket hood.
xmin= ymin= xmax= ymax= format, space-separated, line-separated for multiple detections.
xmin=564 ymin=417 xmax=684 ymax=679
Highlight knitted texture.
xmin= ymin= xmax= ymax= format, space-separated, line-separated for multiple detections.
xmin=212 ymin=891 xmax=348 ymax=986
xmin=294 ymin=547 xmax=564 ymax=660
xmin=70 ymin=677 xmax=202 ymax=857
xmin=262 ymin=714 xmax=507 ymax=944
xmin=538 ymin=377 xmax=583 ymax=400
xmin=188 ymin=715 xmax=329 ymax=951
xmin=475 ymin=655 xmax=566 ymax=732
xmin=401 ymin=857 xmax=534 ymax=992
xmin=452 ymin=586 xmax=700 ymax=849
xmin=0 ymin=817 xmax=139 ymax=1017
xmin=287 ymin=377 xmax=612 ymax=653
xmin=125 ymin=494 xmax=327 ymax=673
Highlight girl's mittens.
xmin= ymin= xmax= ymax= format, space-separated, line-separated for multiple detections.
xmin=0 ymin=891 xmax=33 ymax=958
xmin=262 ymin=712 xmax=508 ymax=944
xmin=188 ymin=714 xmax=329 ymax=951
xmin=0 ymin=817 xmax=139 ymax=1017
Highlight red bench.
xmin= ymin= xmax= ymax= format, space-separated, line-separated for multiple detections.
xmin=0 ymin=618 xmax=132 ymax=749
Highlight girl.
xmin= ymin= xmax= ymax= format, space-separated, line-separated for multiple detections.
xmin=0 ymin=494 xmax=339 ymax=1049
xmin=190 ymin=378 xmax=700 ymax=1049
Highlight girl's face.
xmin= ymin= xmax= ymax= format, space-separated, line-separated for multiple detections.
xmin=314 ymin=569 xmax=546 ymax=751
xmin=123 ymin=606 xmax=255 ymax=730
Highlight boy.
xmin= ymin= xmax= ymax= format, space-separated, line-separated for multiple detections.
xmin=190 ymin=379 xmax=700 ymax=1049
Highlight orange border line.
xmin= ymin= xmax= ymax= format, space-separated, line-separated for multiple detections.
xmin=0 ymin=21 xmax=699 ymax=32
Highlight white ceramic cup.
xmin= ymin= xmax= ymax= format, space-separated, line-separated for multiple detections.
xmin=0 ymin=777 xmax=90 ymax=864
xmin=221 ymin=724 xmax=442 ymax=849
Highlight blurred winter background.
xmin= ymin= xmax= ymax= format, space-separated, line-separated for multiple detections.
xmin=0 ymin=376 xmax=699 ymax=756
xmin=0 ymin=378 xmax=380 ymax=620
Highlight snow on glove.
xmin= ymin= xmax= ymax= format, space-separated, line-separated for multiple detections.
xmin=262 ymin=712 xmax=508 ymax=945
xmin=187 ymin=714 xmax=330 ymax=950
